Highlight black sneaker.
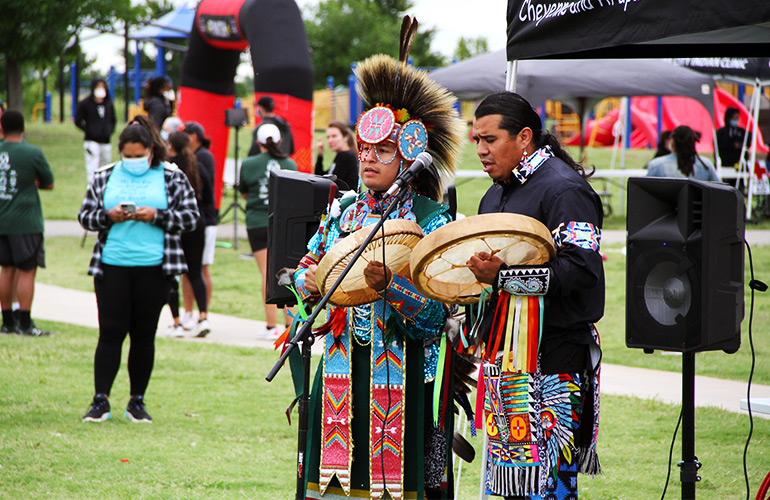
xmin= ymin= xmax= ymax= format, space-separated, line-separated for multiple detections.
xmin=0 ymin=323 xmax=17 ymax=334
xmin=125 ymin=396 xmax=153 ymax=423
xmin=82 ymin=395 xmax=112 ymax=422
xmin=18 ymin=322 xmax=52 ymax=337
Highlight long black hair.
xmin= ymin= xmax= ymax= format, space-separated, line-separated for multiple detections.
xmin=168 ymin=130 xmax=202 ymax=195
xmin=146 ymin=76 xmax=169 ymax=100
xmin=475 ymin=91 xmax=589 ymax=177
xmin=262 ymin=139 xmax=286 ymax=159
xmin=671 ymin=125 xmax=701 ymax=177
xmin=120 ymin=116 xmax=167 ymax=166
xmin=653 ymin=130 xmax=672 ymax=159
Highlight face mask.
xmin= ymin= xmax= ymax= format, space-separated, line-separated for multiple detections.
xmin=122 ymin=155 xmax=151 ymax=176
xmin=94 ymin=87 xmax=107 ymax=99
xmin=163 ymin=90 xmax=175 ymax=101
xmin=160 ymin=130 xmax=169 ymax=142
xmin=729 ymin=119 xmax=739 ymax=127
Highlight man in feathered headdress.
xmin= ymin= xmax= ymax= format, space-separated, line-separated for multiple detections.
xmin=292 ymin=17 xmax=464 ymax=500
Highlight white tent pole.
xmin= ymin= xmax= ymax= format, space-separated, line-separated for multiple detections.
xmin=453 ymin=412 xmax=467 ymax=493
xmin=609 ymin=98 xmax=624 ymax=171
xmin=619 ymin=97 xmax=629 ymax=215
xmin=506 ymin=60 xmax=518 ymax=92
xmin=739 ymin=83 xmax=757 ymax=182
xmin=746 ymin=79 xmax=761 ymax=220
xmin=479 ymin=431 xmax=489 ymax=500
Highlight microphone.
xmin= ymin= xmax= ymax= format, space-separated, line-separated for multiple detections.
xmin=385 ymin=151 xmax=433 ymax=196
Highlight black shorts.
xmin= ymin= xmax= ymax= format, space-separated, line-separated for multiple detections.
xmin=0 ymin=233 xmax=45 ymax=270
xmin=247 ymin=227 xmax=268 ymax=253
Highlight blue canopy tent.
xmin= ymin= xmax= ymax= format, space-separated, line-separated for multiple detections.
xmin=129 ymin=6 xmax=195 ymax=102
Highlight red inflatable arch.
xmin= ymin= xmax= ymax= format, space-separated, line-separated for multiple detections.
xmin=176 ymin=0 xmax=314 ymax=208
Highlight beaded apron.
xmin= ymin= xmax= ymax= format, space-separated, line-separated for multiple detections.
xmin=319 ymin=191 xmax=415 ymax=500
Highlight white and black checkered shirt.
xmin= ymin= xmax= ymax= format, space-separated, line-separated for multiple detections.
xmin=78 ymin=161 xmax=200 ymax=278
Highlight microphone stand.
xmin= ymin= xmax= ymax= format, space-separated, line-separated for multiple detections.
xmin=266 ymin=185 xmax=410 ymax=500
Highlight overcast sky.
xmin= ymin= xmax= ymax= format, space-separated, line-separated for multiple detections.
xmin=80 ymin=0 xmax=507 ymax=75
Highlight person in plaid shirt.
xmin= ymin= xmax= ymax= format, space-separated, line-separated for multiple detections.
xmin=79 ymin=117 xmax=199 ymax=424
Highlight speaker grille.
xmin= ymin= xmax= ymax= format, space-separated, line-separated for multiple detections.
xmin=643 ymin=261 xmax=692 ymax=326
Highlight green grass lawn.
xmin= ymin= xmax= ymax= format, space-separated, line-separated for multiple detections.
xmin=26 ymin=121 xmax=644 ymax=227
xmin=39 ymin=234 xmax=770 ymax=386
xmin=13 ymin=122 xmax=770 ymax=498
xmin=1 ymin=321 xmax=768 ymax=499
xmin=26 ymin=121 xmax=770 ymax=229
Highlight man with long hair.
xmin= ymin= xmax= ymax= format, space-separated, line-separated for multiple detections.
xmin=467 ymin=91 xmax=604 ymax=500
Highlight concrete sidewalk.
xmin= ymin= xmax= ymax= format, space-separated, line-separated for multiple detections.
xmin=30 ymin=282 xmax=770 ymax=419
xmin=32 ymin=283 xmax=279 ymax=350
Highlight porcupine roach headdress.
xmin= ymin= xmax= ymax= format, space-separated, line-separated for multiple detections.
xmin=354 ymin=16 xmax=464 ymax=201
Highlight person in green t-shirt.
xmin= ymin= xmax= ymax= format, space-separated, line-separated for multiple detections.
xmin=0 ymin=110 xmax=54 ymax=336
xmin=238 ymin=123 xmax=296 ymax=339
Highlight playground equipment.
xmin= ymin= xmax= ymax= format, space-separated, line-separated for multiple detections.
xmin=563 ymin=88 xmax=769 ymax=156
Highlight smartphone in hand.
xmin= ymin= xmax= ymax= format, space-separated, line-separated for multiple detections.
xmin=120 ymin=201 xmax=137 ymax=213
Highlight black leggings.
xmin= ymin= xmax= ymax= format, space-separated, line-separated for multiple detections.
xmin=93 ymin=264 xmax=172 ymax=397
xmin=169 ymin=225 xmax=207 ymax=317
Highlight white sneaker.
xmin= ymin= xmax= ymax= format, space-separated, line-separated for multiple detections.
xmin=180 ymin=312 xmax=197 ymax=331
xmin=195 ymin=319 xmax=211 ymax=338
xmin=164 ymin=324 xmax=184 ymax=338
xmin=256 ymin=326 xmax=280 ymax=340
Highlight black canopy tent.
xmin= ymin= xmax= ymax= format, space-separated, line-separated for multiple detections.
xmin=430 ymin=50 xmax=714 ymax=115
xmin=668 ymin=57 xmax=770 ymax=80
xmin=505 ymin=0 xmax=770 ymax=61
xmin=430 ymin=51 xmax=715 ymax=184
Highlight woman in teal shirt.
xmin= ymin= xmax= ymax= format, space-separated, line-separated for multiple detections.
xmin=79 ymin=118 xmax=199 ymax=423
xmin=238 ymin=123 xmax=296 ymax=339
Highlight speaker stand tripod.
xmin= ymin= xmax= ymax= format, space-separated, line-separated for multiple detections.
xmin=218 ymin=124 xmax=246 ymax=249
xmin=679 ymin=351 xmax=701 ymax=500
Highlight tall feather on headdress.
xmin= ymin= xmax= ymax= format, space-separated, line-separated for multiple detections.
xmin=354 ymin=19 xmax=464 ymax=201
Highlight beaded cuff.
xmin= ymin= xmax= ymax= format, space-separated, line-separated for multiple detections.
xmin=496 ymin=265 xmax=550 ymax=296
xmin=381 ymin=273 xmax=429 ymax=320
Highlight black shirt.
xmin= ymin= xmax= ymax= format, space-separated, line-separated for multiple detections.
xmin=478 ymin=155 xmax=605 ymax=369
xmin=194 ymin=147 xmax=218 ymax=226
xmin=716 ymin=125 xmax=748 ymax=167
xmin=74 ymin=97 xmax=116 ymax=144
xmin=143 ymin=96 xmax=171 ymax=130
xmin=315 ymin=150 xmax=359 ymax=191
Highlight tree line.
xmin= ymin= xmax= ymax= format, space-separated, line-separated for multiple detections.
xmin=1 ymin=0 xmax=488 ymax=113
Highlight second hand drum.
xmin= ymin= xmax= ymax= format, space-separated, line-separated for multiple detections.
xmin=315 ymin=219 xmax=425 ymax=307
xmin=409 ymin=213 xmax=556 ymax=304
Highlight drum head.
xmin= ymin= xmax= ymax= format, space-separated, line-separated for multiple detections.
xmin=410 ymin=213 xmax=556 ymax=304
xmin=316 ymin=219 xmax=424 ymax=307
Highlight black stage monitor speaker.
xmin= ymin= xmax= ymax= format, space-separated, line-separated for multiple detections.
xmin=626 ymin=178 xmax=745 ymax=353
xmin=266 ymin=170 xmax=335 ymax=307
xmin=225 ymin=108 xmax=249 ymax=128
